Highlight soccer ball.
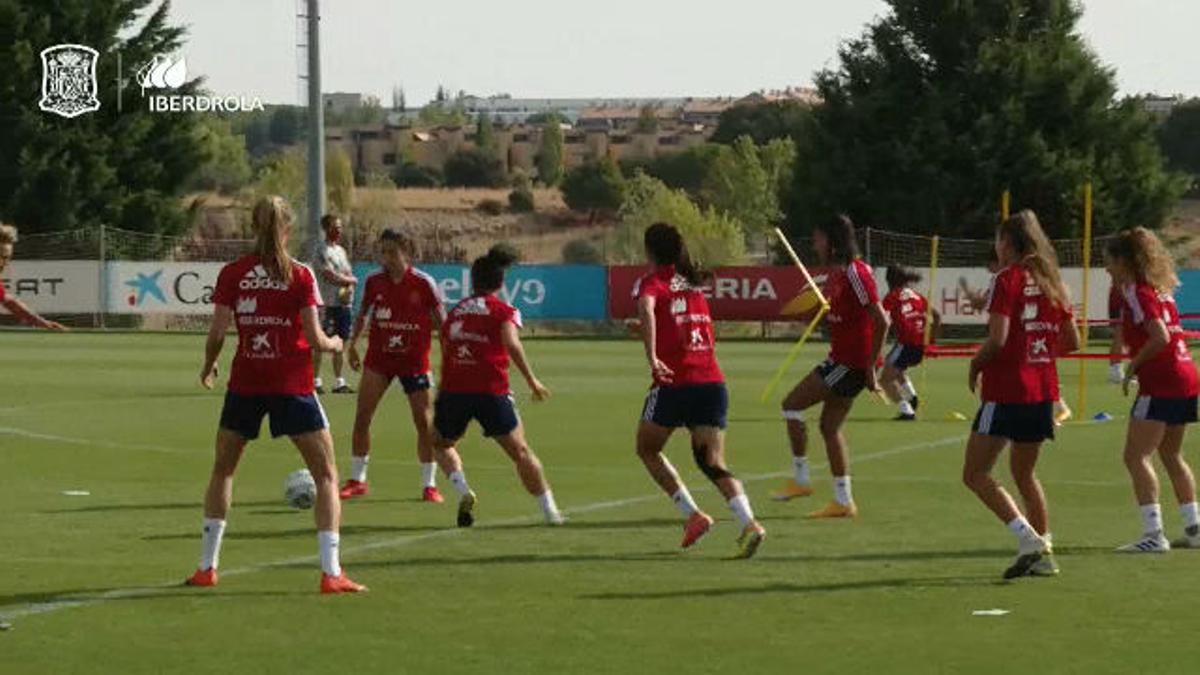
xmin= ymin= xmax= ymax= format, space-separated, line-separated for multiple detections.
xmin=284 ymin=469 xmax=317 ymax=510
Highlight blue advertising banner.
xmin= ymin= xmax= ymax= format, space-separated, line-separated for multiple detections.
xmin=352 ymin=263 xmax=608 ymax=320
xmin=1176 ymin=270 xmax=1200 ymax=326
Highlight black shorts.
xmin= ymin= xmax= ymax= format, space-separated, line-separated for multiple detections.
xmin=641 ymin=383 xmax=729 ymax=430
xmin=434 ymin=392 xmax=520 ymax=440
xmin=886 ymin=344 xmax=925 ymax=370
xmin=220 ymin=392 xmax=328 ymax=440
xmin=972 ymin=401 xmax=1055 ymax=443
xmin=1131 ymin=396 xmax=1199 ymax=426
xmin=321 ymin=306 xmax=352 ymax=340
xmin=398 ymin=373 xmax=433 ymax=395
xmin=816 ymin=360 xmax=868 ymax=398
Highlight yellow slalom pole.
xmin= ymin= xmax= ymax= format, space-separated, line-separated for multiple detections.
xmin=921 ymin=235 xmax=940 ymax=400
xmin=761 ymin=305 xmax=829 ymax=403
xmin=1001 ymin=190 xmax=1011 ymax=220
xmin=761 ymin=228 xmax=831 ymax=403
xmin=1077 ymin=183 xmax=1093 ymax=419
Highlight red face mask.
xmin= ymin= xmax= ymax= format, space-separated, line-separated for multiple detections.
xmin=326 ymin=227 xmax=342 ymax=244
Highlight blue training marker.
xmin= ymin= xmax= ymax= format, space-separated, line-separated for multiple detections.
xmin=1093 ymin=412 xmax=1114 ymax=422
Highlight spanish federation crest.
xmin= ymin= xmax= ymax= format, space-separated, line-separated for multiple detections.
xmin=39 ymin=44 xmax=101 ymax=119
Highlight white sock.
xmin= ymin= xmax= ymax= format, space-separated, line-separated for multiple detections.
xmin=199 ymin=518 xmax=226 ymax=570
xmin=728 ymin=494 xmax=755 ymax=527
xmin=420 ymin=462 xmax=437 ymax=488
xmin=898 ymin=400 xmax=915 ymax=416
xmin=1055 ymin=398 xmax=1071 ymax=415
xmin=336 ymin=376 xmax=347 ymax=388
xmin=1181 ymin=502 xmax=1200 ymax=529
xmin=448 ymin=470 xmax=471 ymax=496
xmin=537 ymin=490 xmax=561 ymax=520
xmin=318 ymin=530 xmax=341 ymax=577
xmin=350 ymin=456 xmax=369 ymax=483
xmin=900 ymin=378 xmax=917 ymax=401
xmin=1141 ymin=503 xmax=1164 ymax=535
xmin=314 ymin=377 xmax=323 ymax=388
xmin=792 ymin=456 xmax=810 ymax=486
xmin=672 ymin=487 xmax=699 ymax=517
xmin=1006 ymin=516 xmax=1044 ymax=553
xmin=833 ymin=475 xmax=853 ymax=506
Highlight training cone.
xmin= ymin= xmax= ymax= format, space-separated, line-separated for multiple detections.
xmin=1093 ymin=412 xmax=1113 ymax=422
xmin=946 ymin=411 xmax=968 ymax=421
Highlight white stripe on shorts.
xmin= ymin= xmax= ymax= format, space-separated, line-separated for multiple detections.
xmin=1133 ymin=395 xmax=1152 ymax=421
xmin=824 ymin=365 xmax=849 ymax=388
xmin=642 ymin=387 xmax=660 ymax=423
xmin=314 ymin=393 xmax=330 ymax=430
xmin=886 ymin=344 xmax=903 ymax=367
xmin=977 ymin=402 xmax=996 ymax=435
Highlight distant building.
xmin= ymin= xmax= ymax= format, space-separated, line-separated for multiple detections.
xmin=1143 ymin=96 xmax=1180 ymax=121
xmin=323 ymin=92 xmax=365 ymax=115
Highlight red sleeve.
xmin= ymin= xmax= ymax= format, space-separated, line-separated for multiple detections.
xmin=359 ymin=275 xmax=377 ymax=315
xmin=986 ymin=269 xmax=1015 ymax=317
xmin=0 ymin=281 xmax=7 ymax=302
xmin=211 ymin=264 xmax=237 ymax=308
xmin=297 ymin=265 xmax=321 ymax=308
xmin=1127 ymin=285 xmax=1162 ymax=326
xmin=496 ymin=302 xmax=522 ymax=330
xmin=881 ymin=292 xmax=896 ymax=313
xmin=848 ymin=261 xmax=879 ymax=306
xmin=424 ymin=276 xmax=443 ymax=311
xmin=635 ymin=274 xmax=664 ymax=301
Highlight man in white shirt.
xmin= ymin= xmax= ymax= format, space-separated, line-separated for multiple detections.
xmin=313 ymin=214 xmax=358 ymax=393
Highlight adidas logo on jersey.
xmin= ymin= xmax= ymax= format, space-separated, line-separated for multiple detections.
xmin=236 ymin=297 xmax=257 ymax=314
xmin=376 ymin=307 xmax=393 ymax=320
xmin=239 ymin=265 xmax=289 ymax=291
xmin=670 ymin=298 xmax=687 ymax=315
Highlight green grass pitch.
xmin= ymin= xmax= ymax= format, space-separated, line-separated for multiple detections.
xmin=0 ymin=332 xmax=1196 ymax=674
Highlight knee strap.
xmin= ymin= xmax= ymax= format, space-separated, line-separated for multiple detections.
xmin=692 ymin=441 xmax=733 ymax=482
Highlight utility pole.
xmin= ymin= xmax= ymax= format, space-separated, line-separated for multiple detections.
xmin=304 ymin=0 xmax=325 ymax=245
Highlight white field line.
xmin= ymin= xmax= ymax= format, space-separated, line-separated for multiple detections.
xmin=0 ymin=433 xmax=963 ymax=623
xmin=0 ymin=426 xmax=187 ymax=455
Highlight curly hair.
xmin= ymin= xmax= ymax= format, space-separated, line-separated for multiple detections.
xmin=0 ymin=223 xmax=17 ymax=245
xmin=1105 ymin=227 xmax=1179 ymax=293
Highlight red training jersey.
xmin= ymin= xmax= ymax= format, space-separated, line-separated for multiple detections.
xmin=825 ymin=259 xmax=881 ymax=369
xmin=212 ymin=255 xmax=323 ymax=396
xmin=979 ymin=264 xmax=1069 ymax=404
xmin=1119 ymin=282 xmax=1199 ymax=398
xmin=1108 ymin=285 xmax=1123 ymax=319
xmin=634 ymin=265 xmax=724 ymax=387
xmin=882 ymin=287 xmax=929 ymax=347
xmin=361 ymin=267 xmax=442 ymax=377
xmin=439 ymin=294 xmax=522 ymax=395
xmin=0 ymin=280 xmax=6 ymax=302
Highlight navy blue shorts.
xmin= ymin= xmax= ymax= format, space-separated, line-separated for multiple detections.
xmin=321 ymin=306 xmax=352 ymax=340
xmin=1132 ymin=396 xmax=1198 ymax=426
xmin=219 ymin=392 xmax=328 ymax=440
xmin=434 ymin=392 xmax=520 ymax=440
xmin=399 ymin=373 xmax=433 ymax=395
xmin=973 ymin=401 xmax=1055 ymax=443
xmin=886 ymin=344 xmax=925 ymax=370
xmin=641 ymin=383 xmax=729 ymax=430
xmin=816 ymin=360 xmax=868 ymax=399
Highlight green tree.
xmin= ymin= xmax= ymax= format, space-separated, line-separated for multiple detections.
xmin=325 ymin=147 xmax=355 ymax=216
xmin=621 ymin=144 xmax=726 ymax=196
xmin=760 ymin=137 xmax=798 ymax=206
xmin=787 ymin=0 xmax=1187 ymax=237
xmin=537 ymin=116 xmax=565 ymax=186
xmin=636 ymin=104 xmax=660 ymax=134
xmin=1158 ymin=99 xmax=1200 ymax=193
xmin=189 ymin=115 xmax=252 ymax=194
xmin=444 ymin=148 xmax=504 ymax=188
xmin=268 ymin=106 xmax=303 ymax=146
xmin=562 ymin=239 xmax=604 ymax=264
xmin=255 ymin=148 xmax=307 ymax=211
xmin=613 ymin=172 xmax=745 ymax=266
xmin=702 ymin=135 xmax=780 ymax=236
xmin=561 ymin=158 xmax=626 ymax=220
xmin=711 ymin=101 xmax=814 ymax=145
xmin=476 ymin=114 xmax=498 ymax=162
xmin=0 ymin=0 xmax=207 ymax=235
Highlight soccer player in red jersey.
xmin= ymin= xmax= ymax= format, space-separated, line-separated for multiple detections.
xmin=633 ymin=223 xmax=766 ymax=558
xmin=881 ymin=265 xmax=939 ymax=421
xmin=0 ymin=224 xmax=67 ymax=331
xmin=774 ymin=215 xmax=890 ymax=518
xmin=962 ymin=210 xmax=1079 ymax=580
xmin=1107 ymin=283 xmax=1128 ymax=385
xmin=188 ymin=196 xmax=365 ymax=594
xmin=431 ymin=246 xmax=563 ymax=527
xmin=1106 ymin=228 xmax=1200 ymax=552
xmin=341 ymin=229 xmax=462 ymax=503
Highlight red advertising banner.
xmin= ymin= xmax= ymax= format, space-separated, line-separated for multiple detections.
xmin=609 ymin=266 xmax=819 ymax=321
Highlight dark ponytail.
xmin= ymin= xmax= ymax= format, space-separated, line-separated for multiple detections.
xmin=815 ymin=214 xmax=860 ymax=264
xmin=885 ymin=265 xmax=921 ymax=291
xmin=644 ymin=222 xmax=705 ymax=287
xmin=470 ymin=244 xmax=519 ymax=294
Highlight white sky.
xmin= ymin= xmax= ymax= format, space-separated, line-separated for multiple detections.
xmin=165 ymin=0 xmax=1200 ymax=105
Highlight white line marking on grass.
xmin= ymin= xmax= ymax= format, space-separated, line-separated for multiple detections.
xmin=0 ymin=426 xmax=187 ymax=455
xmin=0 ymin=433 xmax=964 ymax=623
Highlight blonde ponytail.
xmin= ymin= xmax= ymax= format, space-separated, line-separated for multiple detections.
xmin=0 ymin=223 xmax=17 ymax=246
xmin=999 ymin=210 xmax=1069 ymax=311
xmin=1106 ymin=227 xmax=1179 ymax=293
xmin=251 ymin=196 xmax=294 ymax=283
